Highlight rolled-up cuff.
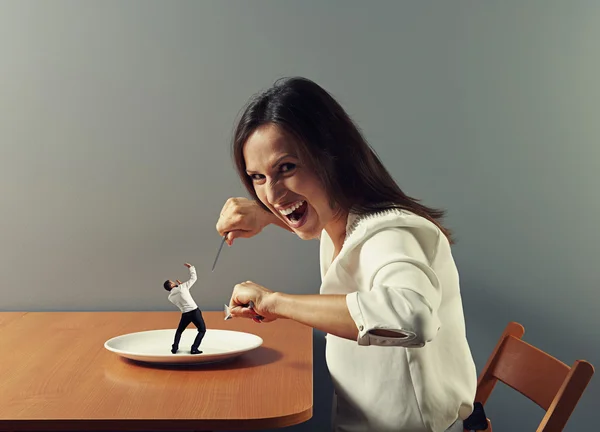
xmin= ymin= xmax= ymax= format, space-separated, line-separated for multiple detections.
xmin=345 ymin=292 xmax=419 ymax=347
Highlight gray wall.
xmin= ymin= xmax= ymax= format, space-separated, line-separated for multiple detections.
xmin=2 ymin=1 xmax=598 ymax=431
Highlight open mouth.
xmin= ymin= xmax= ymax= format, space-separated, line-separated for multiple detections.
xmin=279 ymin=200 xmax=309 ymax=228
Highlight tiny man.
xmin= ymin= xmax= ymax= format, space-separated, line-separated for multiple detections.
xmin=163 ymin=263 xmax=206 ymax=354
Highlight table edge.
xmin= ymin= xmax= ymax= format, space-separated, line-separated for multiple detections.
xmin=0 ymin=406 xmax=313 ymax=430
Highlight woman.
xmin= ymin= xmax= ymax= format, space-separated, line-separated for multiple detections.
xmin=216 ymin=77 xmax=477 ymax=432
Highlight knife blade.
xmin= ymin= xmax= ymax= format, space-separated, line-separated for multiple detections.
xmin=211 ymin=235 xmax=227 ymax=272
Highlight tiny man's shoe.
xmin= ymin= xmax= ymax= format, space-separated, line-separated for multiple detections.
xmin=190 ymin=348 xmax=202 ymax=355
xmin=171 ymin=345 xmax=178 ymax=354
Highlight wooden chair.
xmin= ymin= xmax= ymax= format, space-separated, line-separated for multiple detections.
xmin=464 ymin=321 xmax=594 ymax=432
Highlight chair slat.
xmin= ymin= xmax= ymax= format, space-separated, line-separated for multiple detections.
xmin=491 ymin=336 xmax=570 ymax=410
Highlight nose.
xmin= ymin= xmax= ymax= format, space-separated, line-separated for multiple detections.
xmin=265 ymin=178 xmax=285 ymax=206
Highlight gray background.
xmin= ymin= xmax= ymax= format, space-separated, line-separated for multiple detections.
xmin=2 ymin=1 xmax=598 ymax=431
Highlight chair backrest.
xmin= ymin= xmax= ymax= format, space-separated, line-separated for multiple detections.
xmin=473 ymin=322 xmax=594 ymax=431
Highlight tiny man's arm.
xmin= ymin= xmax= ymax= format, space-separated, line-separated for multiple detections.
xmin=180 ymin=265 xmax=197 ymax=290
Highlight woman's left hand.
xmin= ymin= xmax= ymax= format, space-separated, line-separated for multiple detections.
xmin=228 ymin=281 xmax=279 ymax=323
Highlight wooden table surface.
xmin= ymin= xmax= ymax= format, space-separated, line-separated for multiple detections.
xmin=0 ymin=311 xmax=313 ymax=431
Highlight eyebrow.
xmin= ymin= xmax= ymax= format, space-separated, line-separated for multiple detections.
xmin=246 ymin=153 xmax=297 ymax=174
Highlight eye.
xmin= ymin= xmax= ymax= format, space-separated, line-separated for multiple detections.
xmin=280 ymin=163 xmax=296 ymax=173
xmin=249 ymin=173 xmax=265 ymax=181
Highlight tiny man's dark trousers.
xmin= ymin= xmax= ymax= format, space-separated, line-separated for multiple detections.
xmin=172 ymin=308 xmax=206 ymax=350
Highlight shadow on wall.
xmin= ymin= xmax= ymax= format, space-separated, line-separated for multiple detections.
xmin=461 ymin=280 xmax=598 ymax=432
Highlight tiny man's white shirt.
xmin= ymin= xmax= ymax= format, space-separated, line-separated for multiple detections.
xmin=320 ymin=209 xmax=477 ymax=432
xmin=168 ymin=266 xmax=198 ymax=313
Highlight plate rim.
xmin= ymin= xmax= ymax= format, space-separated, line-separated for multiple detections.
xmin=103 ymin=328 xmax=264 ymax=358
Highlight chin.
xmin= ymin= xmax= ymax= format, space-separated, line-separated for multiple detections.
xmin=294 ymin=230 xmax=319 ymax=240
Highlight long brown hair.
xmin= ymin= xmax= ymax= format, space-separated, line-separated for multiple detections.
xmin=231 ymin=77 xmax=454 ymax=243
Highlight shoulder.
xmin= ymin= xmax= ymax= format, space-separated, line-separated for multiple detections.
xmin=346 ymin=209 xmax=443 ymax=266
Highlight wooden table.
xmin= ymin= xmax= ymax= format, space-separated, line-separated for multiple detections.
xmin=0 ymin=311 xmax=313 ymax=431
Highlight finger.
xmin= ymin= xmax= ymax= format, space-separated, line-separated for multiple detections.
xmin=217 ymin=201 xmax=253 ymax=236
xmin=220 ymin=198 xmax=235 ymax=217
xmin=216 ymin=218 xmax=251 ymax=238
xmin=226 ymin=229 xmax=253 ymax=245
xmin=216 ymin=212 xmax=235 ymax=236
xmin=219 ymin=197 xmax=244 ymax=222
xmin=229 ymin=306 xmax=258 ymax=319
xmin=216 ymin=220 xmax=228 ymax=237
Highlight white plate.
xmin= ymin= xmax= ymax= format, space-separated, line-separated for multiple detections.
xmin=104 ymin=328 xmax=263 ymax=364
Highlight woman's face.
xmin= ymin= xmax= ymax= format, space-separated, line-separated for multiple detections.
xmin=243 ymin=124 xmax=342 ymax=240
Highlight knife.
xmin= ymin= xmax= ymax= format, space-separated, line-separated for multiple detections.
xmin=211 ymin=235 xmax=228 ymax=272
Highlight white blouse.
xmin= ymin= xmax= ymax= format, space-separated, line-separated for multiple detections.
xmin=319 ymin=209 xmax=477 ymax=432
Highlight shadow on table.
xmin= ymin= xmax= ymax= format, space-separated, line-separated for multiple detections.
xmin=120 ymin=345 xmax=283 ymax=371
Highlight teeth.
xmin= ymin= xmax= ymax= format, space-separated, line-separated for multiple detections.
xmin=279 ymin=200 xmax=305 ymax=216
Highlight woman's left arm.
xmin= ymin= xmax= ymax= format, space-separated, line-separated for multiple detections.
xmin=228 ymin=281 xmax=360 ymax=340
xmin=269 ymin=292 xmax=407 ymax=340
xmin=232 ymin=284 xmax=413 ymax=342
xmin=268 ymin=292 xmax=360 ymax=340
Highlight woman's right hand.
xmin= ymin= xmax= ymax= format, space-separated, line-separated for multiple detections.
xmin=216 ymin=197 xmax=275 ymax=245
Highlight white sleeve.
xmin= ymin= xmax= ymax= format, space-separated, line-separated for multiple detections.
xmin=345 ymin=226 xmax=442 ymax=347
xmin=180 ymin=266 xmax=197 ymax=290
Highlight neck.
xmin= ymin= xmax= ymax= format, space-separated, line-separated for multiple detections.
xmin=324 ymin=208 xmax=348 ymax=253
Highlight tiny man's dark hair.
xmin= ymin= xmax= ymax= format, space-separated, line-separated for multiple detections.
xmin=163 ymin=280 xmax=172 ymax=291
